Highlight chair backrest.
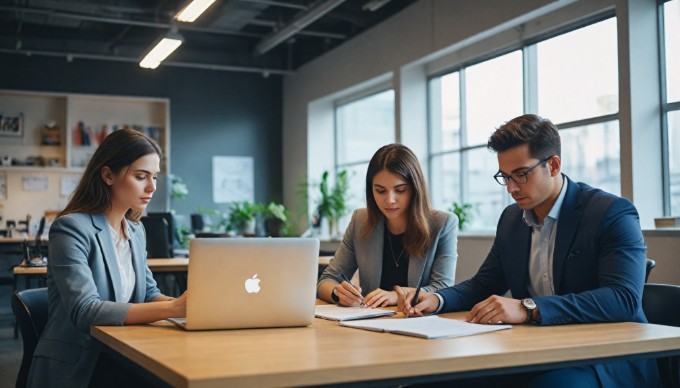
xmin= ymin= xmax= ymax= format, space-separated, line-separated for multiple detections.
xmin=141 ymin=216 xmax=172 ymax=258
xmin=147 ymin=212 xmax=177 ymax=247
xmin=643 ymin=283 xmax=680 ymax=388
xmin=646 ymin=258 xmax=656 ymax=283
xmin=643 ymin=283 xmax=680 ymax=327
xmin=12 ymin=287 xmax=49 ymax=388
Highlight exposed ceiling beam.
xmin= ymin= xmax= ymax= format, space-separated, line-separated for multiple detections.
xmin=0 ymin=6 xmax=260 ymax=38
xmin=254 ymin=0 xmax=346 ymax=55
xmin=0 ymin=47 xmax=295 ymax=75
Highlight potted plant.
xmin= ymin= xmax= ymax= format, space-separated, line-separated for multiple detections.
xmin=316 ymin=170 xmax=350 ymax=239
xmin=258 ymin=201 xmax=290 ymax=237
xmin=229 ymin=201 xmax=257 ymax=236
xmin=450 ymin=201 xmax=476 ymax=231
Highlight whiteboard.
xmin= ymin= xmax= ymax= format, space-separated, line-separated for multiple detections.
xmin=212 ymin=156 xmax=254 ymax=203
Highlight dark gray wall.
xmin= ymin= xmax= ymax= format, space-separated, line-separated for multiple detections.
xmin=0 ymin=53 xmax=283 ymax=225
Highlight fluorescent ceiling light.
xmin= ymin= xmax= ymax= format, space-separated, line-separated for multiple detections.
xmin=139 ymin=34 xmax=183 ymax=69
xmin=175 ymin=0 xmax=217 ymax=23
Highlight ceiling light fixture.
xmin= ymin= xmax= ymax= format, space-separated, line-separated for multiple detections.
xmin=175 ymin=0 xmax=217 ymax=23
xmin=139 ymin=33 xmax=183 ymax=69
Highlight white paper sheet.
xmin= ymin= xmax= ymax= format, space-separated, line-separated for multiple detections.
xmin=340 ymin=315 xmax=512 ymax=339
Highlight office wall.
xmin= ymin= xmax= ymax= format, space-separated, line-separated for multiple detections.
xmin=0 ymin=53 xmax=283 ymax=227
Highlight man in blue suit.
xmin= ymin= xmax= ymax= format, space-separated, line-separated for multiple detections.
xmin=397 ymin=114 xmax=660 ymax=387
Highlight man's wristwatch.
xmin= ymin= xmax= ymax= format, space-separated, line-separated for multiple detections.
xmin=331 ymin=287 xmax=340 ymax=303
xmin=522 ymin=298 xmax=537 ymax=323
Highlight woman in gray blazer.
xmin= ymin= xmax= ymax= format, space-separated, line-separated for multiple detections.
xmin=27 ymin=129 xmax=186 ymax=388
xmin=318 ymin=144 xmax=457 ymax=308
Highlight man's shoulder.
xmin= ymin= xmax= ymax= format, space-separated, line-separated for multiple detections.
xmin=573 ymin=181 xmax=631 ymax=210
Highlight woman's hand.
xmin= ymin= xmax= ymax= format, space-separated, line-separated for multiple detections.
xmin=334 ymin=281 xmax=364 ymax=307
xmin=364 ymin=288 xmax=398 ymax=308
xmin=168 ymin=291 xmax=187 ymax=318
xmin=395 ymin=286 xmax=439 ymax=317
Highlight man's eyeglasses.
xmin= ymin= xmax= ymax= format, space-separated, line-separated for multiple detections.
xmin=493 ymin=155 xmax=553 ymax=186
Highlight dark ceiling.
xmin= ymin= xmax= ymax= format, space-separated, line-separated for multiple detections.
xmin=0 ymin=0 xmax=418 ymax=75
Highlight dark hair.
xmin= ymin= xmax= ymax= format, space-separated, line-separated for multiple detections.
xmin=487 ymin=114 xmax=561 ymax=159
xmin=60 ymin=128 xmax=162 ymax=222
xmin=363 ymin=143 xmax=432 ymax=258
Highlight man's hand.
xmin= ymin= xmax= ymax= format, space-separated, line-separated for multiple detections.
xmin=394 ymin=285 xmax=440 ymax=317
xmin=466 ymin=295 xmax=528 ymax=324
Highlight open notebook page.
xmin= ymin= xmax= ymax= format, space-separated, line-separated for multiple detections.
xmin=315 ymin=304 xmax=396 ymax=321
xmin=340 ymin=315 xmax=512 ymax=339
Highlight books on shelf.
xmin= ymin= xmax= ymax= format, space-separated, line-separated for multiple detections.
xmin=72 ymin=122 xmax=163 ymax=147
xmin=339 ymin=315 xmax=512 ymax=339
xmin=314 ymin=304 xmax=396 ymax=321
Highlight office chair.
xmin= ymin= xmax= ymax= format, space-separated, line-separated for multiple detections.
xmin=646 ymin=258 xmax=656 ymax=283
xmin=140 ymin=216 xmax=172 ymax=258
xmin=140 ymin=216 xmax=185 ymax=296
xmin=12 ymin=287 xmax=49 ymax=388
xmin=147 ymin=212 xmax=177 ymax=251
xmin=642 ymin=283 xmax=680 ymax=388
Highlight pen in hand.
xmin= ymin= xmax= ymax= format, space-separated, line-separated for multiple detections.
xmin=410 ymin=277 xmax=424 ymax=312
xmin=340 ymin=273 xmax=365 ymax=307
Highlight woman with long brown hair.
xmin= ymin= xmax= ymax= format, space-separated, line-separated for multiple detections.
xmin=318 ymin=143 xmax=457 ymax=307
xmin=28 ymin=128 xmax=186 ymax=387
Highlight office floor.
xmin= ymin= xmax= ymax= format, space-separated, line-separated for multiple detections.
xmin=0 ymin=296 xmax=22 ymax=388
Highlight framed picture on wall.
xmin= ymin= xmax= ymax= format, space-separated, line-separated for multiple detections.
xmin=0 ymin=172 xmax=6 ymax=200
xmin=0 ymin=112 xmax=24 ymax=137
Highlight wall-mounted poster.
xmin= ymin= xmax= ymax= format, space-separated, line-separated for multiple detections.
xmin=0 ymin=112 xmax=23 ymax=137
xmin=0 ymin=172 xmax=6 ymax=200
xmin=212 ymin=156 xmax=254 ymax=204
xmin=60 ymin=175 xmax=81 ymax=198
xmin=22 ymin=175 xmax=49 ymax=192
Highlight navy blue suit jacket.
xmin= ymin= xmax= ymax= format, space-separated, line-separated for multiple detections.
xmin=437 ymin=177 xmax=660 ymax=387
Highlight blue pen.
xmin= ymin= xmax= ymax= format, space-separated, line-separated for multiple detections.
xmin=340 ymin=273 xmax=365 ymax=307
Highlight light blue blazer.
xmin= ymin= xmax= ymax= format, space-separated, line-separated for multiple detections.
xmin=318 ymin=209 xmax=458 ymax=294
xmin=27 ymin=213 xmax=162 ymax=388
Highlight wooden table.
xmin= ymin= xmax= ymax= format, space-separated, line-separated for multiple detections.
xmin=0 ymin=236 xmax=45 ymax=244
xmin=91 ymin=311 xmax=680 ymax=387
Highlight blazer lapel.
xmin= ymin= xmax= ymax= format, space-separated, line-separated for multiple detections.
xmin=508 ymin=214 xmax=532 ymax=296
xmin=364 ymin=217 xmax=384 ymax=292
xmin=128 ymin=221 xmax=147 ymax=302
xmin=553 ymin=177 xmax=583 ymax=293
xmin=92 ymin=213 xmax=123 ymax=302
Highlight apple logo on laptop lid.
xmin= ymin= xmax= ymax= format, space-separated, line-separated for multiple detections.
xmin=245 ymin=274 xmax=261 ymax=293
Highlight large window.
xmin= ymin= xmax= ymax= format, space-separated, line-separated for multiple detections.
xmin=335 ymin=89 xmax=395 ymax=211
xmin=429 ymin=18 xmax=618 ymax=231
xmin=663 ymin=0 xmax=680 ymax=215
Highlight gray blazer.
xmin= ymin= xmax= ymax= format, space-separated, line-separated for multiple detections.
xmin=27 ymin=213 xmax=162 ymax=388
xmin=318 ymin=209 xmax=458 ymax=294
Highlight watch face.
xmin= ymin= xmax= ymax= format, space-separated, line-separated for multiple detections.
xmin=523 ymin=298 xmax=536 ymax=309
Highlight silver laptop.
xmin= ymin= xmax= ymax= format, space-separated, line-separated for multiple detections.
xmin=168 ymin=237 xmax=320 ymax=330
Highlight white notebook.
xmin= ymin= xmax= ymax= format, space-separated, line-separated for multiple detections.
xmin=315 ymin=304 xmax=396 ymax=321
xmin=339 ymin=315 xmax=512 ymax=339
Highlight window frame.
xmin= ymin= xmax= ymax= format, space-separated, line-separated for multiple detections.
xmin=427 ymin=14 xmax=621 ymax=230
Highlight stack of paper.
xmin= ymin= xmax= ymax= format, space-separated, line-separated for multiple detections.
xmin=339 ymin=315 xmax=512 ymax=339
xmin=315 ymin=304 xmax=396 ymax=321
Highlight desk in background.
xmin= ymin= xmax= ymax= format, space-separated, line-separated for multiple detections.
xmin=92 ymin=311 xmax=680 ymax=387
xmin=13 ymin=258 xmax=189 ymax=290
